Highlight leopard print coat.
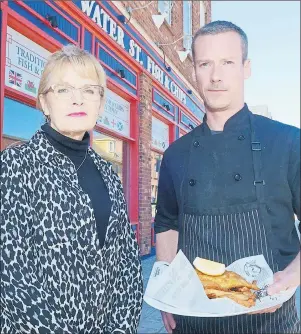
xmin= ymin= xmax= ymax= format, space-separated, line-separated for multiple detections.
xmin=0 ymin=130 xmax=143 ymax=333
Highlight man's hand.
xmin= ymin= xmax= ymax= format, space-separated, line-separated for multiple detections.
xmin=161 ymin=312 xmax=176 ymax=333
xmin=267 ymin=264 xmax=300 ymax=296
xmin=249 ymin=252 xmax=300 ymax=315
xmin=156 ymin=231 xmax=178 ymax=332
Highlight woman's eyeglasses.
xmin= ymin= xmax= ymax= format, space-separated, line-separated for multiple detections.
xmin=45 ymin=84 xmax=104 ymax=101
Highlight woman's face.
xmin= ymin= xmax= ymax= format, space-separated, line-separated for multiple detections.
xmin=40 ymin=65 xmax=104 ymax=140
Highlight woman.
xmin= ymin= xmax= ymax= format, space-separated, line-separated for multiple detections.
xmin=1 ymin=44 xmax=143 ymax=333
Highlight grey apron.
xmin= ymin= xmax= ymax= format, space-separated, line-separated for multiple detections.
xmin=174 ymin=114 xmax=300 ymax=333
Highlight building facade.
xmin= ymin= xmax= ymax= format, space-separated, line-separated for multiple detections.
xmin=0 ymin=0 xmax=211 ymax=256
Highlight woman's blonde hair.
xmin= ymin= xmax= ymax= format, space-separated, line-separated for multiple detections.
xmin=37 ymin=44 xmax=106 ymax=111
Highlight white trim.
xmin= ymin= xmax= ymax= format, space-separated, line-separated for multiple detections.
xmin=183 ymin=1 xmax=192 ymax=50
xmin=200 ymin=1 xmax=206 ymax=28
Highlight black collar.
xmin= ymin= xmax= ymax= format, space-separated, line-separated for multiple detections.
xmin=41 ymin=123 xmax=89 ymax=158
xmin=202 ymin=103 xmax=251 ymax=135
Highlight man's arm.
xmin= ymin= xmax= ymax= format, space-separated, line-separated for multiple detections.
xmin=154 ymin=155 xmax=179 ymax=262
xmin=288 ymin=129 xmax=301 ymax=229
xmin=154 ymin=154 xmax=179 ymax=332
xmin=156 ymin=230 xmax=179 ymax=263
xmin=268 ymin=128 xmax=300 ymax=295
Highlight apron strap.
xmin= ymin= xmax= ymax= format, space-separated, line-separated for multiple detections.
xmin=249 ymin=114 xmax=265 ymax=204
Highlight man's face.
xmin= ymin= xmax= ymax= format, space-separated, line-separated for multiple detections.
xmin=193 ymin=31 xmax=251 ymax=112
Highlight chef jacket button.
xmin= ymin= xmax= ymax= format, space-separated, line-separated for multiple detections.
xmin=193 ymin=140 xmax=200 ymax=147
xmin=234 ymin=173 xmax=242 ymax=181
xmin=238 ymin=135 xmax=245 ymax=140
xmin=189 ymin=179 xmax=196 ymax=186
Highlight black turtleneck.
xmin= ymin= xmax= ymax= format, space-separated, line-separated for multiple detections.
xmin=41 ymin=123 xmax=111 ymax=248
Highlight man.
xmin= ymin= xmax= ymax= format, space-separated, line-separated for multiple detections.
xmin=154 ymin=21 xmax=300 ymax=333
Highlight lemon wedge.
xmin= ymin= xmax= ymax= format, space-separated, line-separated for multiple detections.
xmin=193 ymin=257 xmax=226 ymax=276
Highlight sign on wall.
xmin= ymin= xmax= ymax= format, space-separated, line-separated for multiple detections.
xmin=5 ymin=27 xmax=50 ymax=98
xmin=152 ymin=116 xmax=169 ymax=151
xmin=97 ymin=89 xmax=130 ymax=137
xmin=79 ymin=1 xmax=187 ymax=105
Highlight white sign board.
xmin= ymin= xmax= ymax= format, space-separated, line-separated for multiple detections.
xmin=152 ymin=116 xmax=169 ymax=151
xmin=97 ymin=89 xmax=130 ymax=137
xmin=5 ymin=27 xmax=50 ymax=98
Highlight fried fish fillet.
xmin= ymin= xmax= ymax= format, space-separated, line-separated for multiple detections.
xmin=196 ymin=270 xmax=260 ymax=291
xmin=195 ymin=269 xmax=259 ymax=308
xmin=205 ymin=288 xmax=256 ymax=308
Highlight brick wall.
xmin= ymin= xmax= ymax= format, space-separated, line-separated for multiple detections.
xmin=204 ymin=1 xmax=212 ymax=23
xmin=138 ymin=72 xmax=153 ymax=255
xmin=118 ymin=1 xmax=212 ymax=255
xmin=120 ymin=1 xmax=211 ymax=90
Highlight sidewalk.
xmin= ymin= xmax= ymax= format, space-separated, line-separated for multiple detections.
xmin=138 ymin=255 xmax=166 ymax=334
xmin=138 ymin=255 xmax=300 ymax=333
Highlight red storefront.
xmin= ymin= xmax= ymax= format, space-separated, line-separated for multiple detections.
xmin=0 ymin=0 xmax=205 ymax=256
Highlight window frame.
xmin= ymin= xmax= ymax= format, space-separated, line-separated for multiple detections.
xmin=158 ymin=0 xmax=173 ymax=26
xmin=200 ymin=0 xmax=206 ymax=28
xmin=183 ymin=1 xmax=192 ymax=51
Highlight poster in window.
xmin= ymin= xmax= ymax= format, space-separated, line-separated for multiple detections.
xmin=5 ymin=27 xmax=50 ymax=98
xmin=151 ymin=116 xmax=169 ymax=151
xmin=97 ymin=89 xmax=130 ymax=137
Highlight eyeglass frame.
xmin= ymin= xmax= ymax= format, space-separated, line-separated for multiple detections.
xmin=43 ymin=84 xmax=105 ymax=101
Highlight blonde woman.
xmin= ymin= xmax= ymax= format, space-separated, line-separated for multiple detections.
xmin=1 ymin=45 xmax=143 ymax=333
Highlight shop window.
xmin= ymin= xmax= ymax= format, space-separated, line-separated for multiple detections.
xmin=5 ymin=27 xmax=51 ymax=99
xmin=151 ymin=116 xmax=169 ymax=151
xmin=97 ymin=89 xmax=131 ymax=138
xmin=93 ymin=89 xmax=131 ymax=202
xmin=151 ymin=151 xmax=163 ymax=219
xmin=183 ymin=1 xmax=192 ymax=51
xmin=151 ymin=116 xmax=169 ymax=218
xmin=92 ymin=131 xmax=125 ymax=185
xmin=2 ymin=98 xmax=44 ymax=150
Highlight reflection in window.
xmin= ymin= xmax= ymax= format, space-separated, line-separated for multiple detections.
xmin=3 ymin=98 xmax=44 ymax=150
xmin=151 ymin=151 xmax=163 ymax=219
xmin=92 ymin=131 xmax=124 ymax=184
xmin=109 ymin=141 xmax=115 ymax=153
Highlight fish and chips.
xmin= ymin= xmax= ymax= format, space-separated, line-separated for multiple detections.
xmin=193 ymin=257 xmax=260 ymax=308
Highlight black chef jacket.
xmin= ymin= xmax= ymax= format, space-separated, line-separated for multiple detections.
xmin=154 ymin=104 xmax=300 ymax=270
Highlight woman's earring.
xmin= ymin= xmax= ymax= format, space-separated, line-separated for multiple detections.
xmin=44 ymin=114 xmax=50 ymax=122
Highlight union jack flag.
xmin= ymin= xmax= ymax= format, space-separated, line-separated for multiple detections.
xmin=9 ymin=70 xmax=22 ymax=87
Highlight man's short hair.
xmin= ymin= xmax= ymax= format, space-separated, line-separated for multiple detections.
xmin=192 ymin=20 xmax=248 ymax=62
